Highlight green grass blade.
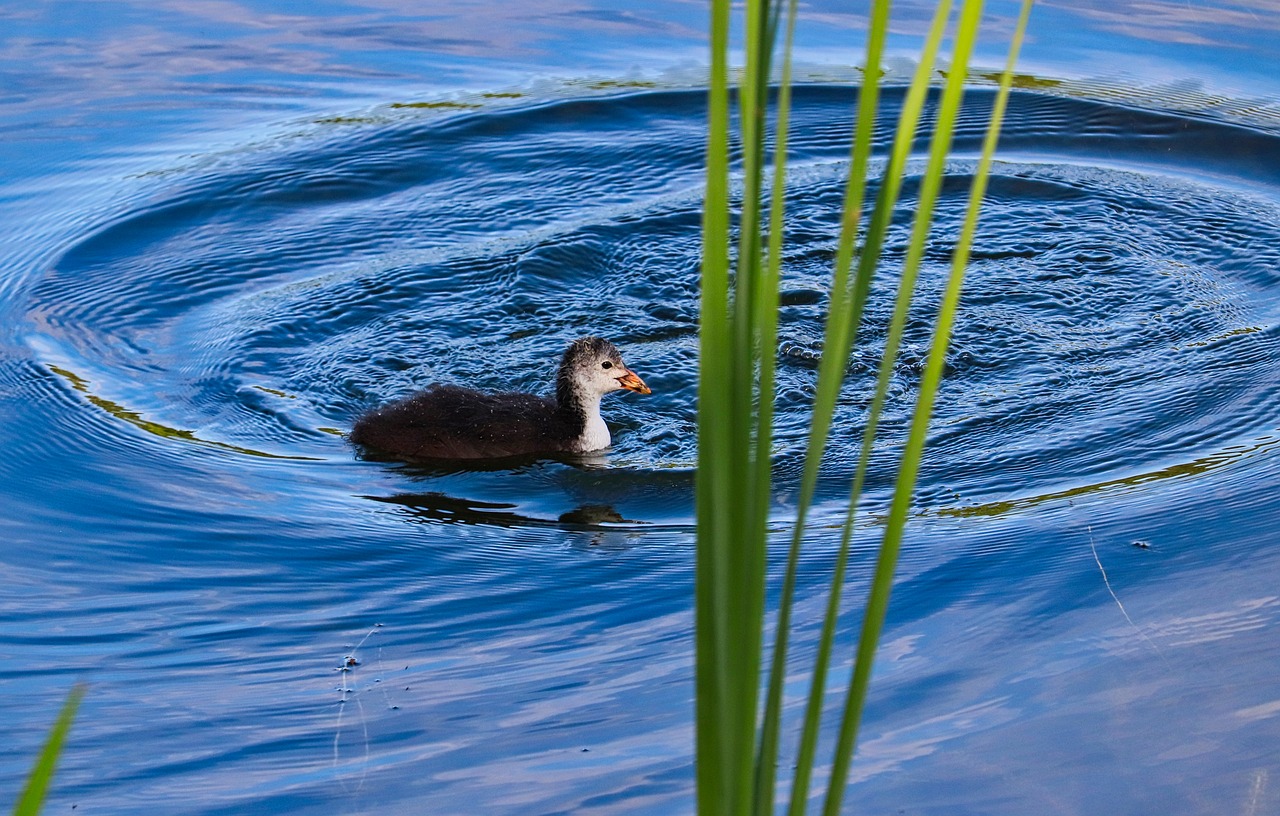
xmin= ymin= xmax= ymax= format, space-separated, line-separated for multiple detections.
xmin=14 ymin=684 xmax=86 ymax=816
xmin=787 ymin=2 xmax=963 ymax=813
xmin=768 ymin=4 xmax=895 ymax=814
xmin=835 ymin=0 xmax=983 ymax=629
xmin=697 ymin=0 xmax=790 ymax=809
xmin=821 ymin=2 xmax=1034 ymax=813
xmin=793 ymin=1 xmax=893 ymax=528
xmin=697 ymin=0 xmax=1030 ymax=810
xmin=748 ymin=0 xmax=790 ymax=638
xmin=695 ymin=0 xmax=738 ymax=808
xmin=750 ymin=0 xmax=801 ymax=809
xmin=795 ymin=0 xmax=952 ymax=592
xmin=862 ymin=1 xmax=984 ymax=464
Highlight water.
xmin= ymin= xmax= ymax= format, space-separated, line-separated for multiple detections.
xmin=4 ymin=2 xmax=1280 ymax=814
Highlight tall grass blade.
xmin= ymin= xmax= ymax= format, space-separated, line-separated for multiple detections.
xmin=821 ymin=2 xmax=1034 ymax=813
xmin=694 ymin=0 xmax=737 ymax=807
xmin=697 ymin=0 xmax=791 ymax=809
xmin=763 ymin=3 xmax=895 ymax=813
xmin=750 ymin=0 xmax=801 ymax=809
xmin=697 ymin=0 xmax=1029 ymax=810
xmin=14 ymin=684 xmax=85 ymax=816
xmin=793 ymin=1 xmax=962 ymax=813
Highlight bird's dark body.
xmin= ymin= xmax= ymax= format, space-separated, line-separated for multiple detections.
xmin=350 ymin=384 xmax=585 ymax=460
xmin=350 ymin=337 xmax=648 ymax=462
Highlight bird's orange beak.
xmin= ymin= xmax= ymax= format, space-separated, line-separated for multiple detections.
xmin=616 ymin=369 xmax=651 ymax=395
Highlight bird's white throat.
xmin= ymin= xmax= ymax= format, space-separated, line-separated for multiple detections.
xmin=572 ymin=392 xmax=611 ymax=452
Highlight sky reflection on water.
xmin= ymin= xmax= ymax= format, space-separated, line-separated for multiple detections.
xmin=4 ymin=0 xmax=1279 ymax=122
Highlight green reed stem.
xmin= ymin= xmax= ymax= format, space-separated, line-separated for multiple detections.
xmin=821 ymin=2 xmax=1034 ymax=814
xmin=751 ymin=0 xmax=801 ymax=810
xmin=765 ymin=4 xmax=894 ymax=814
xmin=694 ymin=0 xmax=736 ymax=806
xmin=14 ymin=685 xmax=85 ymax=816
xmin=697 ymin=0 xmax=794 ymax=810
xmin=697 ymin=0 xmax=1030 ymax=811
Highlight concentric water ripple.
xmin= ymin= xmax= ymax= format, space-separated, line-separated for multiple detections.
xmin=25 ymin=87 xmax=1280 ymax=526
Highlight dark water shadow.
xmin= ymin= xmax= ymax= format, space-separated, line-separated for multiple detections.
xmin=355 ymin=442 xmax=696 ymax=529
xmin=363 ymin=491 xmax=635 ymax=530
xmin=353 ymin=444 xmax=609 ymax=475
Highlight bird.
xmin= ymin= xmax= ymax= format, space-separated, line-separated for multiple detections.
xmin=350 ymin=336 xmax=651 ymax=461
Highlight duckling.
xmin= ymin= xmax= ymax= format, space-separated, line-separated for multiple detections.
xmin=350 ymin=336 xmax=650 ymax=461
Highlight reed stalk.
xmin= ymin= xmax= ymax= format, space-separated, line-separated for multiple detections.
xmin=696 ymin=0 xmax=1034 ymax=813
xmin=13 ymin=685 xmax=84 ymax=816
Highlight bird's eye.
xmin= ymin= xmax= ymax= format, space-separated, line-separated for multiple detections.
xmin=601 ymin=361 xmax=614 ymax=370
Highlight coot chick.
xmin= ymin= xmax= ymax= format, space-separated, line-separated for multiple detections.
xmin=350 ymin=337 xmax=650 ymax=461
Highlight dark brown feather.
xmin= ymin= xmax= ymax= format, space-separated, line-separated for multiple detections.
xmin=350 ymin=337 xmax=648 ymax=462
xmin=350 ymin=384 xmax=583 ymax=460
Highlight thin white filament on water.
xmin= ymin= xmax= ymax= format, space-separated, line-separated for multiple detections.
xmin=1086 ymin=525 xmax=1169 ymax=666
xmin=1244 ymin=768 xmax=1269 ymax=816
xmin=333 ymin=623 xmax=383 ymax=793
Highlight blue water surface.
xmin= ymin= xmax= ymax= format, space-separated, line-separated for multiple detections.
xmin=3 ymin=1 xmax=1280 ymax=814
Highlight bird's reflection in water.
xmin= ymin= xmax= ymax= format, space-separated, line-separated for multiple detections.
xmin=363 ymin=492 xmax=641 ymax=548
xmin=355 ymin=448 xmax=611 ymax=476
xmin=357 ymin=449 xmax=694 ymax=544
xmin=556 ymin=504 xmax=626 ymax=525
xmin=364 ymin=490 xmax=631 ymax=526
